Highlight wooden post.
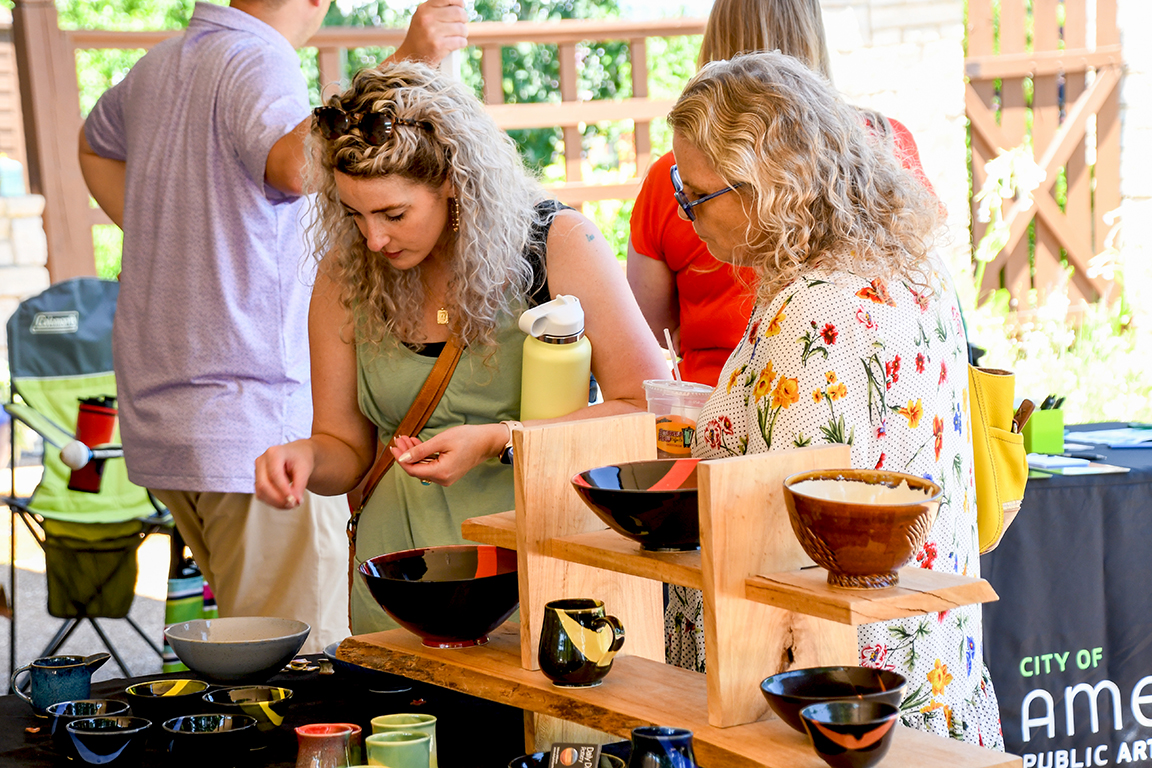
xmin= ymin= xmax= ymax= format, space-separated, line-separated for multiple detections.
xmin=997 ymin=0 xmax=1031 ymax=302
xmin=511 ymin=412 xmax=664 ymax=671
xmin=481 ymin=44 xmax=504 ymax=105
xmin=698 ymin=446 xmax=857 ymax=728
xmin=966 ymin=0 xmax=996 ymax=295
xmin=558 ymin=42 xmax=583 ymax=215
xmin=1030 ymin=0 xmax=1065 ymax=301
xmin=629 ymin=37 xmax=651 ymax=174
xmin=12 ymin=0 xmax=95 ymax=281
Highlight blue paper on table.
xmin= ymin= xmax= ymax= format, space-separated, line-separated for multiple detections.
xmin=1062 ymin=427 xmax=1152 ymax=448
xmin=1027 ymin=454 xmax=1089 ymax=470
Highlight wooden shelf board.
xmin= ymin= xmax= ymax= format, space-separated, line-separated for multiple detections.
xmin=745 ymin=567 xmax=999 ymax=625
xmin=341 ymin=626 xmax=1020 ymax=768
xmin=462 ymin=510 xmax=517 ymax=550
xmin=550 ymin=529 xmax=704 ymax=590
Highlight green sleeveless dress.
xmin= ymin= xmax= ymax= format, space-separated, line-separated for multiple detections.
xmin=350 ymin=305 xmax=528 ymax=634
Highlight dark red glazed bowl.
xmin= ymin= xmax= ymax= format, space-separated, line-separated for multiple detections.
xmin=571 ymin=459 xmax=700 ymax=552
xmin=760 ymin=666 xmax=906 ymax=734
xmin=359 ymin=545 xmax=519 ymax=648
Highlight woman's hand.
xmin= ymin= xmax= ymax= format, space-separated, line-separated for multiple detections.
xmin=255 ymin=440 xmax=316 ymax=509
xmin=390 ymin=423 xmax=507 ymax=486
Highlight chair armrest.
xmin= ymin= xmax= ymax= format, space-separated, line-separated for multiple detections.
xmin=4 ymin=402 xmax=75 ymax=449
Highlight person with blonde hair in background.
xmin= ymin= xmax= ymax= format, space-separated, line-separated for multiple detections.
xmin=675 ymin=51 xmax=1004 ymax=749
xmin=255 ymin=62 xmax=667 ymax=634
xmin=79 ymin=0 xmax=469 ymax=653
xmin=631 ymin=0 xmax=934 ymax=674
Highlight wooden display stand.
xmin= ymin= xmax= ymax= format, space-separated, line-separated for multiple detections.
xmin=342 ymin=413 xmax=1020 ymax=767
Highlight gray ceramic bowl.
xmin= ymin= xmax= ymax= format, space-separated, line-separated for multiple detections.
xmin=163 ymin=617 xmax=310 ymax=683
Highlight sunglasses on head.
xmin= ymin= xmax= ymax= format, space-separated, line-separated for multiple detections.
xmin=670 ymin=163 xmax=744 ymax=222
xmin=312 ymin=106 xmax=431 ymax=146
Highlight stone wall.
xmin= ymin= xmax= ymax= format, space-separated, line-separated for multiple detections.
xmin=0 ymin=195 xmax=50 ymax=363
xmin=821 ymin=0 xmax=971 ymax=291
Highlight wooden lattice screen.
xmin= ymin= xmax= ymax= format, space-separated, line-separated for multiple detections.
xmin=966 ymin=0 xmax=1122 ymax=305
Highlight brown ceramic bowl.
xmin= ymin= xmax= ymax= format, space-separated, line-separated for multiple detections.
xmin=782 ymin=469 xmax=941 ymax=589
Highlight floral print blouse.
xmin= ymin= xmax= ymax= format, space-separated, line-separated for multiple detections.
xmin=689 ymin=260 xmax=1005 ymax=750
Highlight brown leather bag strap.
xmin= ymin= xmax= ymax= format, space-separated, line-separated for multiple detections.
xmin=348 ymin=337 xmax=464 ymax=517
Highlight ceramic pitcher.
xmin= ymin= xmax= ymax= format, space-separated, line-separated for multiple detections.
xmin=11 ymin=653 xmax=110 ymax=716
xmin=627 ymin=726 xmax=697 ymax=768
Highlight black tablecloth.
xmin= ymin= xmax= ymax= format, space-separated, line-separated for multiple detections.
xmin=982 ymin=423 xmax=1152 ymax=765
xmin=0 ymin=656 xmax=525 ymax=767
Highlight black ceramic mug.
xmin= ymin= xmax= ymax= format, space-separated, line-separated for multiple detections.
xmin=538 ymin=598 xmax=625 ymax=688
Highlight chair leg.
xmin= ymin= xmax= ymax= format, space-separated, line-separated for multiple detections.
xmin=41 ymin=618 xmax=82 ymax=657
xmin=87 ymin=618 xmax=133 ymax=678
xmin=125 ymin=614 xmax=164 ymax=658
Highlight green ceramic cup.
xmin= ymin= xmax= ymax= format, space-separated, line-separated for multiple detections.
xmin=365 ymin=731 xmax=431 ymax=768
xmin=370 ymin=714 xmax=437 ymax=768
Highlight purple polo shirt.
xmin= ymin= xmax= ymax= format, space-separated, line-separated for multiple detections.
xmin=85 ymin=3 xmax=314 ymax=493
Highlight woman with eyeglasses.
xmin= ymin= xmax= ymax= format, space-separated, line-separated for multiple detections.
xmin=254 ymin=62 xmax=667 ymax=634
xmin=635 ymin=0 xmax=934 ymax=678
xmin=676 ymin=52 xmax=1004 ymax=750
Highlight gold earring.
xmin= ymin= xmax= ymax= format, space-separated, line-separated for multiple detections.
xmin=449 ymin=197 xmax=460 ymax=233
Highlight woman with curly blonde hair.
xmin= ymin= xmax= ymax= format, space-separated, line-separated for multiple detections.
xmin=678 ymin=52 xmax=1005 ymax=750
xmin=255 ymin=62 xmax=666 ymax=633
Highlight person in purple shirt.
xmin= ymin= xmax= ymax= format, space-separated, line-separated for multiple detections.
xmin=77 ymin=0 xmax=467 ymax=652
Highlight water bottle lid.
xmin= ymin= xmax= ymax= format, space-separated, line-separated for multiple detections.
xmin=518 ymin=294 xmax=585 ymax=340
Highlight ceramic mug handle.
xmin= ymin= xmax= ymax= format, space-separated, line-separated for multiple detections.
xmin=11 ymin=664 xmax=32 ymax=704
xmin=593 ymin=615 xmax=626 ymax=661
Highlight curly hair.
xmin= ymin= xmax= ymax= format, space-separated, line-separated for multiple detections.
xmin=698 ymin=0 xmax=831 ymax=80
xmin=666 ymin=52 xmax=938 ymax=303
xmin=306 ymin=62 xmax=548 ymax=350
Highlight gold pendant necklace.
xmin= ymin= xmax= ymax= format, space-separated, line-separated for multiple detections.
xmin=436 ymin=308 xmax=449 ymax=325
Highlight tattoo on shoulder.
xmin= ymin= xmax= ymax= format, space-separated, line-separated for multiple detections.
xmin=585 ymin=233 xmax=595 ymax=242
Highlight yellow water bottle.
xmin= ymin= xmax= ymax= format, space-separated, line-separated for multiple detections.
xmin=519 ymin=295 xmax=592 ymax=420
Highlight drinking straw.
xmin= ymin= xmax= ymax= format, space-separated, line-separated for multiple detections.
xmin=663 ymin=328 xmax=682 ymax=382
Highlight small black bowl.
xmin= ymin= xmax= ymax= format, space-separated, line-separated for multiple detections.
xmin=66 ymin=716 xmax=151 ymax=766
xmin=48 ymin=700 xmax=131 ymax=760
xmin=323 ymin=641 xmax=414 ymax=694
xmin=508 ymin=741 xmax=631 ymax=768
xmin=800 ymin=701 xmax=900 ymax=768
xmin=163 ymin=713 xmax=259 ymax=765
xmin=359 ymin=545 xmax=519 ymax=648
xmin=201 ymin=686 xmax=293 ymax=734
xmin=124 ymin=679 xmax=211 ymax=730
xmin=760 ymin=666 xmax=906 ymax=734
xmin=571 ymin=459 xmax=700 ymax=551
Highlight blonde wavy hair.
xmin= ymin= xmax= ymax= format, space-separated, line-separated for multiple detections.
xmin=307 ymin=62 xmax=547 ymax=350
xmin=698 ymin=0 xmax=831 ymax=79
xmin=666 ymin=52 xmax=938 ymax=302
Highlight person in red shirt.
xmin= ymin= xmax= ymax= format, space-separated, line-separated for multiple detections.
xmin=628 ymin=0 xmax=932 ymax=388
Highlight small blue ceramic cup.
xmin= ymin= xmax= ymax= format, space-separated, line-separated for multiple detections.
xmin=627 ymin=726 xmax=697 ymax=768
xmin=11 ymin=653 xmax=110 ymax=716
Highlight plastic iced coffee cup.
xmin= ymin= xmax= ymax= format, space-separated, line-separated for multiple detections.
xmin=643 ymin=380 xmax=714 ymax=458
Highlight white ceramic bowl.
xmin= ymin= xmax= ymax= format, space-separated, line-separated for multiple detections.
xmin=163 ymin=617 xmax=310 ymax=683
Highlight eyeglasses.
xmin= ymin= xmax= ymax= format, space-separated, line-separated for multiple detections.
xmin=312 ymin=106 xmax=431 ymax=146
xmin=670 ymin=164 xmax=744 ymax=222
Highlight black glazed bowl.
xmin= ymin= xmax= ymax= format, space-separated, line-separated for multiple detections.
xmin=571 ymin=459 xmax=700 ymax=552
xmin=124 ymin=679 xmax=211 ymax=730
xmin=48 ymin=699 xmax=131 ymax=759
xmin=359 ymin=545 xmax=519 ymax=648
xmin=508 ymin=741 xmax=631 ymax=768
xmin=800 ymin=701 xmax=900 ymax=768
xmin=201 ymin=686 xmax=293 ymax=734
xmin=323 ymin=641 xmax=414 ymax=694
xmin=163 ymin=713 xmax=259 ymax=765
xmin=66 ymin=716 xmax=151 ymax=766
xmin=760 ymin=666 xmax=906 ymax=734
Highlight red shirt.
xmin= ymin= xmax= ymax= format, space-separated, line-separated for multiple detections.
xmin=629 ymin=118 xmax=930 ymax=388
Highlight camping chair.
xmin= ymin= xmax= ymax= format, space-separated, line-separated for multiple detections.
xmin=2 ymin=277 xmax=175 ymax=680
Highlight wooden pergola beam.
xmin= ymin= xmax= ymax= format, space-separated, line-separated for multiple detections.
xmin=12 ymin=0 xmax=95 ymax=282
